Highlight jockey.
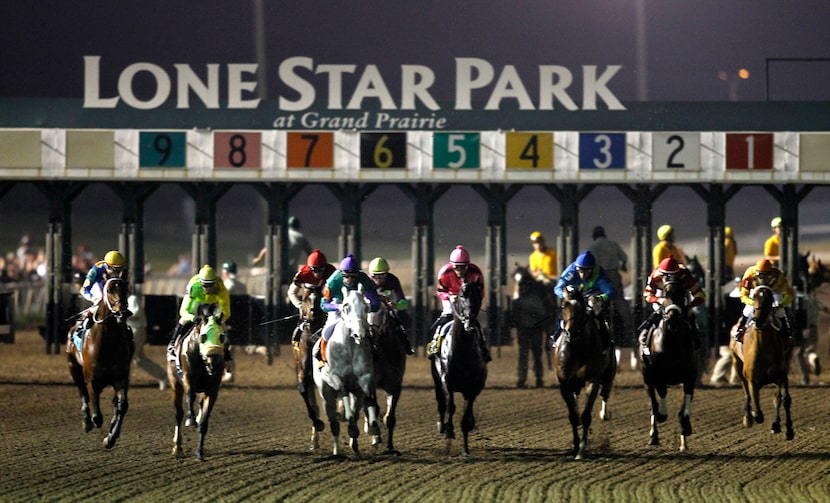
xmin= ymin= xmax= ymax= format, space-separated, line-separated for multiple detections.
xmin=733 ymin=258 xmax=794 ymax=343
xmin=317 ymin=254 xmax=381 ymax=365
xmin=529 ymin=231 xmax=558 ymax=283
xmin=652 ymin=224 xmax=688 ymax=268
xmin=75 ymin=250 xmax=130 ymax=336
xmin=287 ymin=249 xmax=336 ymax=343
xmin=639 ymin=255 xmax=706 ymax=356
xmin=368 ymin=256 xmax=416 ymax=355
xmin=553 ymin=250 xmax=616 ymax=352
xmin=168 ymin=264 xmax=233 ymax=375
xmin=428 ymin=245 xmax=490 ymax=362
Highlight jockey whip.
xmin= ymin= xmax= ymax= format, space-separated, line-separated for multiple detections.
xmin=257 ymin=313 xmax=299 ymax=326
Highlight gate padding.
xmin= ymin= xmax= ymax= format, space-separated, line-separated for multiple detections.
xmin=145 ymin=294 xmax=266 ymax=346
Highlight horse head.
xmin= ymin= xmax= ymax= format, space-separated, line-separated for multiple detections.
xmin=103 ymin=278 xmax=129 ymax=319
xmin=686 ymin=255 xmax=705 ymax=283
xmin=340 ymin=287 xmax=370 ymax=345
xmin=513 ymin=263 xmax=535 ymax=297
xmin=662 ymin=280 xmax=688 ymax=330
xmin=751 ymin=284 xmax=778 ymax=330
xmin=301 ymin=285 xmax=325 ymax=329
xmin=455 ymin=280 xmax=482 ymax=332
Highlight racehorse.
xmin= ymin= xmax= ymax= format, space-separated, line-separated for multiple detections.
xmin=806 ymin=253 xmax=830 ymax=291
xmin=432 ymin=279 xmax=488 ymax=457
xmin=366 ymin=293 xmax=407 ymax=455
xmin=292 ymin=285 xmax=326 ymax=450
xmin=67 ymin=277 xmax=134 ymax=449
xmin=553 ymin=286 xmax=616 ymax=460
xmin=510 ymin=264 xmax=557 ymax=387
xmin=685 ymin=255 xmax=709 ymax=384
xmin=167 ymin=304 xmax=226 ymax=459
xmin=640 ymin=279 xmax=698 ymax=451
xmin=730 ymin=284 xmax=795 ymax=440
xmin=312 ymin=287 xmax=381 ymax=456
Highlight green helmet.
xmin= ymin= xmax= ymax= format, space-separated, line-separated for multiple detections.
xmin=369 ymin=257 xmax=389 ymax=274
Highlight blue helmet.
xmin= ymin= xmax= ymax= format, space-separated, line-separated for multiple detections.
xmin=575 ymin=250 xmax=596 ymax=269
xmin=339 ymin=254 xmax=359 ymax=273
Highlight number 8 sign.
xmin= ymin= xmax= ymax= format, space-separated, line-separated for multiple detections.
xmin=214 ymin=132 xmax=261 ymax=169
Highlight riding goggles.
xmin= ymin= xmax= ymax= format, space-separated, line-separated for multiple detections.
xmin=343 ymin=272 xmax=358 ymax=279
xmin=311 ymin=266 xmax=326 ymax=273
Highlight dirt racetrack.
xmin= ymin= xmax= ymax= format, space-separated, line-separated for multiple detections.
xmin=2 ymin=321 xmax=830 ymax=503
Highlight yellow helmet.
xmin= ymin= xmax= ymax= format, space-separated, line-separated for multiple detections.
xmin=198 ymin=264 xmax=217 ymax=284
xmin=104 ymin=250 xmax=126 ymax=268
xmin=770 ymin=217 xmax=782 ymax=228
xmin=657 ymin=225 xmax=673 ymax=241
xmin=724 ymin=226 xmax=733 ymax=237
xmin=530 ymin=231 xmax=544 ymax=242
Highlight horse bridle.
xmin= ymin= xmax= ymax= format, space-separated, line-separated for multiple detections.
xmin=92 ymin=278 xmax=126 ymax=324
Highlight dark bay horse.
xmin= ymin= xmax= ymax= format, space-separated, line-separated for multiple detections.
xmin=640 ymin=280 xmax=697 ymax=451
xmin=367 ymin=293 xmax=407 ymax=455
xmin=167 ymin=304 xmax=226 ymax=459
xmin=510 ymin=264 xmax=557 ymax=387
xmin=730 ymin=284 xmax=794 ymax=440
xmin=67 ymin=277 xmax=134 ymax=449
xmin=313 ymin=287 xmax=380 ymax=456
xmin=292 ymin=285 xmax=326 ymax=450
xmin=432 ymin=280 xmax=487 ymax=457
xmin=806 ymin=253 xmax=830 ymax=291
xmin=553 ymin=286 xmax=616 ymax=460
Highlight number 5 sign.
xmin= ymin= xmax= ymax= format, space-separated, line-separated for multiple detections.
xmin=433 ymin=133 xmax=480 ymax=169
xmin=726 ymin=133 xmax=773 ymax=170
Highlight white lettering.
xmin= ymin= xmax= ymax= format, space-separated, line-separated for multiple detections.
xmin=583 ymin=65 xmax=625 ymax=110
xmin=484 ymin=65 xmax=534 ymax=110
xmin=346 ymin=65 xmax=396 ymax=110
xmin=227 ymin=64 xmax=260 ymax=108
xmin=401 ymin=65 xmax=439 ymax=110
xmin=279 ymin=57 xmax=315 ymax=112
xmin=316 ymin=64 xmax=356 ymax=110
xmin=83 ymin=56 xmax=119 ymax=108
xmin=175 ymin=64 xmax=219 ymax=109
xmin=455 ymin=58 xmax=494 ymax=110
xmin=118 ymin=63 xmax=170 ymax=110
xmin=538 ymin=65 xmax=577 ymax=110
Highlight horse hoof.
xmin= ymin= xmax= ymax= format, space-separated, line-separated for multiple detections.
xmin=93 ymin=415 xmax=104 ymax=429
xmin=83 ymin=420 xmax=94 ymax=433
xmin=656 ymin=413 xmax=668 ymax=423
xmin=383 ymin=448 xmax=402 ymax=456
xmin=103 ymin=436 xmax=115 ymax=449
xmin=648 ymin=436 xmax=659 ymax=446
xmin=786 ymin=429 xmax=795 ymax=441
xmin=743 ymin=417 xmax=753 ymax=428
xmin=372 ymin=435 xmax=382 ymax=447
xmin=436 ymin=421 xmax=444 ymax=434
xmin=771 ymin=423 xmax=781 ymax=434
xmin=755 ymin=414 xmax=765 ymax=424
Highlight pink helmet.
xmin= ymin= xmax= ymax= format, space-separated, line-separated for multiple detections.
xmin=449 ymin=245 xmax=470 ymax=265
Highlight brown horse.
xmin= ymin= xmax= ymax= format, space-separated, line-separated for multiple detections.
xmin=806 ymin=253 xmax=830 ymax=291
xmin=553 ymin=286 xmax=616 ymax=460
xmin=292 ymin=285 xmax=326 ymax=450
xmin=67 ymin=277 xmax=134 ymax=449
xmin=367 ymin=294 xmax=407 ymax=455
xmin=730 ymin=284 xmax=795 ymax=440
xmin=167 ymin=304 xmax=226 ymax=459
xmin=640 ymin=280 xmax=697 ymax=451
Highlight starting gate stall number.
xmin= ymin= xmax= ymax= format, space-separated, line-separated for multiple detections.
xmin=286 ymin=132 xmax=334 ymax=169
xmin=799 ymin=133 xmax=830 ymax=172
xmin=725 ymin=133 xmax=773 ymax=170
xmin=139 ymin=132 xmax=186 ymax=168
xmin=652 ymin=133 xmax=701 ymax=171
xmin=360 ymin=133 xmax=407 ymax=169
xmin=433 ymin=133 xmax=480 ymax=169
xmin=505 ymin=132 xmax=553 ymax=169
xmin=578 ymin=133 xmax=626 ymax=170
xmin=214 ymin=132 xmax=262 ymax=169
xmin=0 ymin=130 xmax=41 ymax=168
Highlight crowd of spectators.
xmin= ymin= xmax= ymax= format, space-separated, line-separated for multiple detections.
xmin=0 ymin=234 xmax=100 ymax=285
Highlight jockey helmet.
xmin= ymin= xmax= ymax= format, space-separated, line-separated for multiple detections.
xmin=339 ymin=254 xmax=359 ymax=273
xmin=592 ymin=226 xmax=606 ymax=239
xmin=199 ymin=264 xmax=217 ymax=284
xmin=756 ymin=259 xmax=773 ymax=273
xmin=658 ymin=255 xmax=680 ymax=274
xmin=725 ymin=226 xmax=733 ymax=237
xmin=770 ymin=217 xmax=782 ymax=228
xmin=529 ymin=231 xmax=544 ymax=243
xmin=288 ymin=216 xmax=300 ymax=229
xmin=104 ymin=250 xmax=126 ymax=270
xmin=369 ymin=257 xmax=389 ymax=274
xmin=575 ymin=250 xmax=596 ymax=269
xmin=657 ymin=224 xmax=673 ymax=241
xmin=307 ymin=249 xmax=328 ymax=267
xmin=222 ymin=261 xmax=237 ymax=275
xmin=449 ymin=245 xmax=470 ymax=265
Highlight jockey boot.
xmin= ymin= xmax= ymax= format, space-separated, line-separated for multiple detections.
xmin=399 ymin=328 xmax=416 ymax=356
xmin=317 ymin=338 xmax=328 ymax=367
xmin=733 ymin=316 xmax=748 ymax=343
xmin=167 ymin=324 xmax=183 ymax=358
xmin=477 ymin=331 xmax=492 ymax=363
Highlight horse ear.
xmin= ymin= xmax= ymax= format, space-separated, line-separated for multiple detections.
xmin=358 ymin=283 xmax=364 ymax=294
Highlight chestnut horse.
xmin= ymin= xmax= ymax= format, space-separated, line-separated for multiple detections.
xmin=730 ymin=284 xmax=795 ymax=440
xmin=640 ymin=280 xmax=697 ymax=451
xmin=167 ymin=304 xmax=227 ymax=459
xmin=67 ymin=277 xmax=134 ymax=449
xmin=553 ymin=286 xmax=616 ymax=460
xmin=432 ymin=279 xmax=487 ymax=457
xmin=292 ymin=285 xmax=327 ymax=450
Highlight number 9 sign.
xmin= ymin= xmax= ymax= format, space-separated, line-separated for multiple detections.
xmin=139 ymin=132 xmax=186 ymax=168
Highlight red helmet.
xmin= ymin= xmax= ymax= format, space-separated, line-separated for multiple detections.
xmin=307 ymin=249 xmax=328 ymax=267
xmin=449 ymin=245 xmax=470 ymax=265
xmin=658 ymin=255 xmax=680 ymax=274
xmin=756 ymin=259 xmax=773 ymax=273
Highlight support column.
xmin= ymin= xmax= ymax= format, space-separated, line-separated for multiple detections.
xmin=108 ymin=182 xmax=159 ymax=289
xmin=545 ymin=185 xmax=595 ymax=272
xmin=179 ymin=183 xmax=230 ymax=270
xmin=325 ymin=183 xmax=376 ymax=261
xmin=764 ymin=184 xmax=814 ymax=283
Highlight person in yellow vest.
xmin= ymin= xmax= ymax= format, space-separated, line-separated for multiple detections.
xmin=652 ymin=224 xmax=687 ymax=268
xmin=764 ymin=217 xmax=782 ymax=267
xmin=724 ymin=226 xmax=738 ymax=279
xmin=528 ymin=231 xmax=557 ymax=283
